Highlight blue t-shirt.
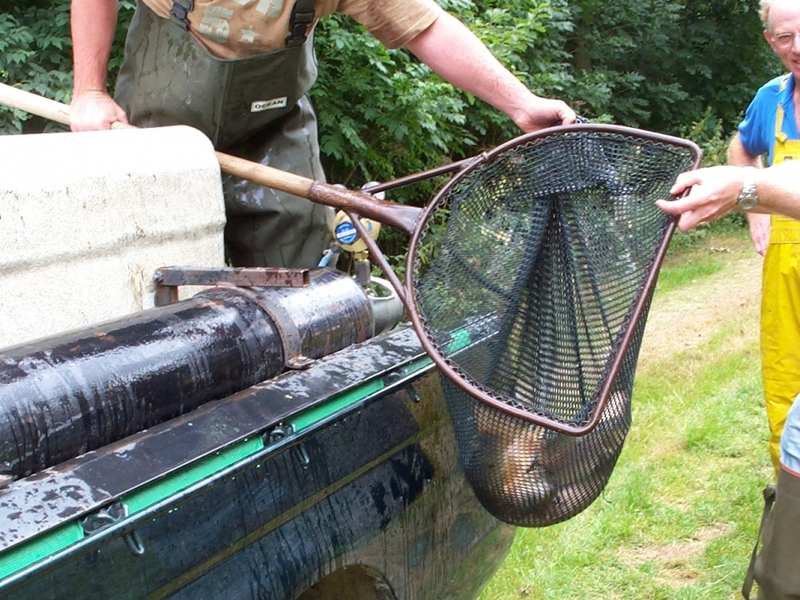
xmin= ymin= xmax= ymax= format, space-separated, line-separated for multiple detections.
xmin=738 ymin=74 xmax=800 ymax=166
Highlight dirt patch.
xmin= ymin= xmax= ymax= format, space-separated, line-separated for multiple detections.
xmin=617 ymin=523 xmax=733 ymax=588
xmin=638 ymin=240 xmax=763 ymax=371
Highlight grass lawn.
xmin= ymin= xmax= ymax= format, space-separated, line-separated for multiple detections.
xmin=478 ymin=222 xmax=771 ymax=600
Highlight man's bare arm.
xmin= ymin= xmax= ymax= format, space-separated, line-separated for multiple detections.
xmin=404 ymin=12 xmax=575 ymax=132
xmin=70 ymin=0 xmax=128 ymax=130
xmin=658 ymin=161 xmax=800 ymax=229
xmin=726 ymin=132 xmax=760 ymax=167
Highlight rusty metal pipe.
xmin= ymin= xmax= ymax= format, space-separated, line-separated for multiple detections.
xmin=0 ymin=269 xmax=374 ymax=480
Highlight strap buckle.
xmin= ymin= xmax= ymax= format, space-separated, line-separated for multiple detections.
xmin=170 ymin=0 xmax=194 ymax=30
xmin=285 ymin=6 xmax=315 ymax=47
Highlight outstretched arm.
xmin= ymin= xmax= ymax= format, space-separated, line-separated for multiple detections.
xmin=658 ymin=161 xmax=800 ymax=230
xmin=70 ymin=0 xmax=128 ymax=130
xmin=403 ymin=12 xmax=575 ymax=132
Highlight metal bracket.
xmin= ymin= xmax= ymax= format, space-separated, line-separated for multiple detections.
xmin=406 ymin=385 xmax=421 ymax=403
xmin=80 ymin=502 xmax=145 ymax=557
xmin=153 ymin=266 xmax=310 ymax=306
xmin=384 ymin=372 xmax=421 ymax=403
xmin=216 ymin=284 xmax=313 ymax=370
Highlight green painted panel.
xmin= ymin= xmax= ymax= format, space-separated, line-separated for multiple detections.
xmin=0 ymin=522 xmax=83 ymax=580
xmin=125 ymin=436 xmax=265 ymax=514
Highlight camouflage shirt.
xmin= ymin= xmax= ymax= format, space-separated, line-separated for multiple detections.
xmin=141 ymin=0 xmax=442 ymax=58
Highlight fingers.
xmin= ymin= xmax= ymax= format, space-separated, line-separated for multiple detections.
xmin=655 ymin=198 xmax=704 ymax=231
xmin=514 ymin=98 xmax=577 ymax=132
xmin=556 ymin=102 xmax=577 ymax=125
xmin=747 ymin=213 xmax=770 ymax=256
xmin=655 ymin=201 xmax=710 ymax=232
xmin=657 ymin=166 xmax=744 ymax=232
xmin=656 ymin=191 xmax=735 ymax=232
xmin=669 ymin=170 xmax=703 ymax=196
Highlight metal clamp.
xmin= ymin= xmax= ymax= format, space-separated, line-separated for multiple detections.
xmin=216 ymin=284 xmax=313 ymax=370
xmin=80 ymin=502 xmax=145 ymax=557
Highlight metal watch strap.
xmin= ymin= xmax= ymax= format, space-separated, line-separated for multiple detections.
xmin=737 ymin=166 xmax=759 ymax=211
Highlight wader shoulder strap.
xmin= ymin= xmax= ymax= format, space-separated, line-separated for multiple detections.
xmin=776 ymin=103 xmax=788 ymax=144
xmin=742 ymin=483 xmax=777 ymax=599
xmin=169 ymin=0 xmax=194 ymax=30
xmin=776 ymin=76 xmax=791 ymax=144
xmin=286 ymin=0 xmax=316 ymax=47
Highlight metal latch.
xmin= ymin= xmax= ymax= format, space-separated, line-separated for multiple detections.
xmin=266 ymin=423 xmax=310 ymax=467
xmin=80 ymin=502 xmax=145 ymax=557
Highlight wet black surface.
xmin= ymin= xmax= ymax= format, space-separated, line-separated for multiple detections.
xmin=0 ymin=325 xmax=514 ymax=600
xmin=0 ymin=326 xmax=426 ymax=551
xmin=0 ymin=270 xmax=372 ymax=480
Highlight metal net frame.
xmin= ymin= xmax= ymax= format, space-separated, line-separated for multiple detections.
xmin=402 ymin=125 xmax=700 ymax=525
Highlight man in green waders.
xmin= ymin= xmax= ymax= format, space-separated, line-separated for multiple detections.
xmin=69 ymin=0 xmax=576 ymax=269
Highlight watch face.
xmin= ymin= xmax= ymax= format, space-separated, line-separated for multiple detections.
xmin=738 ymin=195 xmax=758 ymax=211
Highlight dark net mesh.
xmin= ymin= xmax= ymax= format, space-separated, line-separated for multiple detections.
xmin=411 ymin=127 xmax=698 ymax=526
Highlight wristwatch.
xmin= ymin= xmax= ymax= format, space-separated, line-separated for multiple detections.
xmin=736 ymin=166 xmax=759 ymax=211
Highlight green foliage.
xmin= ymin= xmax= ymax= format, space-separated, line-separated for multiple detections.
xmin=440 ymin=0 xmax=576 ymax=140
xmin=312 ymin=16 xmax=472 ymax=192
xmin=680 ymin=107 xmax=733 ymax=167
xmin=0 ymin=0 xmax=134 ymax=134
xmin=676 ymin=0 xmax=782 ymax=133
xmin=311 ymin=0 xmax=573 ymax=262
xmin=554 ymin=0 xmax=781 ymax=137
xmin=0 ymin=0 xmax=783 ymax=150
xmin=0 ymin=2 xmax=73 ymax=133
xmin=311 ymin=0 xmax=569 ymax=192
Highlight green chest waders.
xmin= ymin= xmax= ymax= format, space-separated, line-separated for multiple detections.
xmin=115 ymin=0 xmax=333 ymax=268
xmin=745 ymin=470 xmax=800 ymax=600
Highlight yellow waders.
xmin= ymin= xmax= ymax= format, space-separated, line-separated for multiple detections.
xmin=761 ymin=89 xmax=800 ymax=474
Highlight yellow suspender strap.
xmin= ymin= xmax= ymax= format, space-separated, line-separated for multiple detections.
xmin=777 ymin=74 xmax=791 ymax=143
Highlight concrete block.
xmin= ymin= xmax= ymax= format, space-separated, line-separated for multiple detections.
xmin=0 ymin=125 xmax=225 ymax=348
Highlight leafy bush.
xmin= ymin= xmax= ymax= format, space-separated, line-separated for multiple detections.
xmin=0 ymin=2 xmax=73 ymax=133
xmin=681 ymin=107 xmax=736 ymax=168
xmin=0 ymin=0 xmax=133 ymax=134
